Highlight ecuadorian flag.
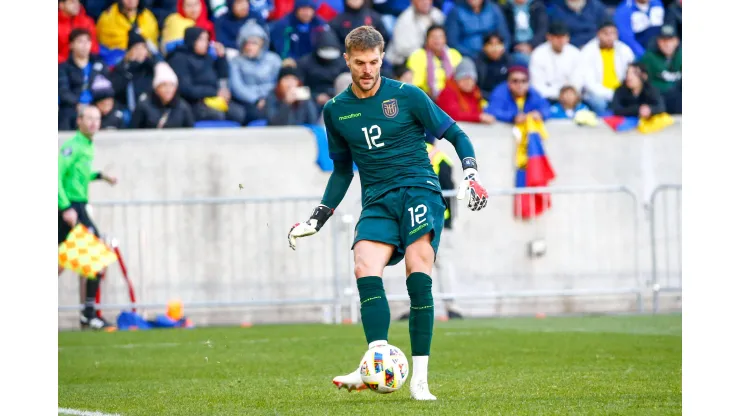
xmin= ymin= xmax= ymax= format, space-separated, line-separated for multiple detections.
xmin=514 ymin=116 xmax=556 ymax=219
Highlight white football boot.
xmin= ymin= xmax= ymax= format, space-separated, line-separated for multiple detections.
xmin=409 ymin=379 xmax=437 ymax=401
xmin=332 ymin=367 xmax=366 ymax=392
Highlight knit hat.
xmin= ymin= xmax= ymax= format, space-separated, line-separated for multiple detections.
xmin=657 ymin=24 xmax=677 ymax=39
xmin=455 ymin=57 xmax=477 ymax=82
xmin=277 ymin=65 xmax=302 ymax=82
xmin=508 ymin=65 xmax=529 ymax=78
xmin=127 ymin=29 xmax=147 ymax=50
xmin=90 ymin=75 xmax=115 ymax=103
xmin=294 ymin=0 xmax=316 ymax=9
xmin=153 ymin=62 xmax=179 ymax=88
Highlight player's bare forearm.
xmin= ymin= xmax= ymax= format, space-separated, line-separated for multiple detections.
xmin=442 ymin=123 xmax=476 ymax=163
xmin=320 ymin=159 xmax=355 ymax=209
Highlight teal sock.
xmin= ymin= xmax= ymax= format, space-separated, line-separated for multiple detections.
xmin=357 ymin=276 xmax=390 ymax=345
xmin=407 ymin=272 xmax=434 ymax=356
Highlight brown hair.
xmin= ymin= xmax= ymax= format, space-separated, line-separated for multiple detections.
xmin=345 ymin=25 xmax=385 ymax=55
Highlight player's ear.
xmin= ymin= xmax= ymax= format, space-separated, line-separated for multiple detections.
xmin=343 ymin=52 xmax=349 ymax=67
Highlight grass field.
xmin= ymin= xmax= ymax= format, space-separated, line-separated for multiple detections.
xmin=58 ymin=314 xmax=681 ymax=415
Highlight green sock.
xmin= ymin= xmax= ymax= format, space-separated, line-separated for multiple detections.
xmin=357 ymin=276 xmax=390 ymax=345
xmin=407 ymin=272 xmax=434 ymax=356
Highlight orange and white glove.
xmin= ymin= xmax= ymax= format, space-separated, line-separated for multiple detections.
xmin=288 ymin=204 xmax=333 ymax=250
xmin=456 ymin=158 xmax=488 ymax=211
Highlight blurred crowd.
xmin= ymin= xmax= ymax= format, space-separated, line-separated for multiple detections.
xmin=58 ymin=0 xmax=682 ymax=131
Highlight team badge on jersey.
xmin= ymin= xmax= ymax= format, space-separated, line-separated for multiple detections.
xmin=382 ymin=99 xmax=398 ymax=118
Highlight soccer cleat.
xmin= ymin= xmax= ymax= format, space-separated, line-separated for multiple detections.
xmin=409 ymin=379 xmax=437 ymax=401
xmin=332 ymin=367 xmax=367 ymax=392
xmin=80 ymin=314 xmax=116 ymax=331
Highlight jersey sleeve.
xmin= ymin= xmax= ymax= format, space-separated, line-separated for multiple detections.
xmin=323 ymin=103 xmax=352 ymax=163
xmin=407 ymin=84 xmax=455 ymax=139
xmin=58 ymin=143 xmax=76 ymax=211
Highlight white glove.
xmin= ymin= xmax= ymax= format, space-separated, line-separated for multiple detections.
xmin=456 ymin=168 xmax=489 ymax=211
xmin=288 ymin=205 xmax=333 ymax=250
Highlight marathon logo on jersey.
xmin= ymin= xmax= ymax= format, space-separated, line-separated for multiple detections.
xmin=382 ymin=99 xmax=398 ymax=118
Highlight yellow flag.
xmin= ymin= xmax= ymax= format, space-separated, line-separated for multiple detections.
xmin=58 ymin=224 xmax=118 ymax=278
xmin=515 ymin=116 xmax=550 ymax=169
xmin=638 ymin=112 xmax=674 ymax=134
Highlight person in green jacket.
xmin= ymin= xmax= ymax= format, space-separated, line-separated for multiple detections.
xmin=58 ymin=105 xmax=118 ymax=330
xmin=639 ymin=24 xmax=682 ymax=114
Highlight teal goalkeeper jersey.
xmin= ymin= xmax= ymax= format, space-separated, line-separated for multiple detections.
xmin=323 ymin=77 xmax=456 ymax=206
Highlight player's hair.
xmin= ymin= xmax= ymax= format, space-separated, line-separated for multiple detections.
xmin=345 ymin=26 xmax=385 ymax=55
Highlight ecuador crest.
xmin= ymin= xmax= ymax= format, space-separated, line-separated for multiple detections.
xmin=382 ymin=99 xmax=398 ymax=118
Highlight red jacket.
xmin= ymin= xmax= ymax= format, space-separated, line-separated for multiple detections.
xmin=436 ymin=78 xmax=484 ymax=123
xmin=58 ymin=7 xmax=100 ymax=64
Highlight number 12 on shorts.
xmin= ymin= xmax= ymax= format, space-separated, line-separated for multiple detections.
xmin=408 ymin=204 xmax=427 ymax=227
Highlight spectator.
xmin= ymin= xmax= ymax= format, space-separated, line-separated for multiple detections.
xmin=161 ymin=0 xmax=216 ymax=55
xmin=148 ymin=0 xmax=179 ymax=27
xmin=407 ymin=25 xmax=463 ymax=99
xmin=97 ymin=0 xmax=160 ymax=51
xmin=298 ymin=30 xmax=348 ymax=109
xmin=578 ymin=20 xmax=634 ymax=115
xmin=436 ymin=57 xmax=495 ymax=124
xmin=385 ymin=0 xmax=445 ymax=65
xmin=664 ymin=0 xmax=681 ymax=40
xmin=392 ymin=64 xmax=414 ymax=84
xmin=610 ymin=62 xmax=665 ymax=118
xmin=59 ymin=29 xmax=110 ymax=131
xmin=331 ymin=0 xmax=391 ymax=50
xmin=210 ymin=0 xmax=274 ymax=21
xmin=613 ymin=0 xmax=664 ymax=59
xmin=168 ymin=27 xmax=247 ymax=123
xmin=59 ymin=0 xmax=100 ymax=64
xmin=270 ymin=0 xmax=329 ymax=60
xmin=639 ymin=24 xmax=681 ymax=114
xmin=548 ymin=85 xmax=588 ymax=119
xmin=109 ymin=30 xmax=157 ymax=112
xmin=475 ymin=32 xmax=513 ymax=98
xmin=265 ymin=66 xmax=320 ymax=126
xmin=81 ymin=0 xmax=113 ymax=20
xmin=229 ymin=20 xmax=282 ymax=124
xmin=547 ymin=0 xmax=608 ymax=48
xmin=529 ymin=21 xmax=581 ymax=103
xmin=485 ymin=65 xmax=550 ymax=123
xmin=445 ymin=0 xmax=510 ymax=58
xmin=500 ymin=0 xmax=548 ymax=65
xmin=130 ymin=62 xmax=196 ymax=128
xmin=372 ymin=0 xmax=414 ymax=33
xmin=91 ymin=76 xmax=127 ymax=129
xmin=215 ymin=0 xmax=267 ymax=58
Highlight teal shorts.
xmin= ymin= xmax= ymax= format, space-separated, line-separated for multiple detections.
xmin=352 ymin=187 xmax=447 ymax=266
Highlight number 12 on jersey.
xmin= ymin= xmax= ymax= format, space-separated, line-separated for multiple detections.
xmin=362 ymin=125 xmax=384 ymax=149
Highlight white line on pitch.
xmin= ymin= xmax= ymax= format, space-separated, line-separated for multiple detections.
xmin=58 ymin=408 xmax=121 ymax=416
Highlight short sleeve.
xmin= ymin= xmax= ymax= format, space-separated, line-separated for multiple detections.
xmin=407 ymin=85 xmax=455 ymax=139
xmin=323 ymin=103 xmax=352 ymax=162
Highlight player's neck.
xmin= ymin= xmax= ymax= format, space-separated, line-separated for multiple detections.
xmin=351 ymin=77 xmax=382 ymax=99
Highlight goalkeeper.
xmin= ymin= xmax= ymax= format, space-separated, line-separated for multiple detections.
xmin=287 ymin=26 xmax=488 ymax=401
xmin=58 ymin=106 xmax=118 ymax=330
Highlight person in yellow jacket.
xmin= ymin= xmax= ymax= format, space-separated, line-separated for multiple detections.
xmin=399 ymin=135 xmax=464 ymax=320
xmin=406 ymin=24 xmax=462 ymax=100
xmin=96 ymin=0 xmax=159 ymax=51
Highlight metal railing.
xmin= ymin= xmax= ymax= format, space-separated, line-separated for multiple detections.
xmin=648 ymin=184 xmax=682 ymax=313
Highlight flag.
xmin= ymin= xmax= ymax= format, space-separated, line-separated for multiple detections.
xmin=58 ymin=224 xmax=118 ymax=278
xmin=603 ymin=113 xmax=674 ymax=133
xmin=514 ymin=116 xmax=556 ymax=220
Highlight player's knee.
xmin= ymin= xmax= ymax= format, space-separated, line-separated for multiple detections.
xmin=405 ymin=245 xmax=435 ymax=276
xmin=354 ymin=256 xmax=382 ymax=279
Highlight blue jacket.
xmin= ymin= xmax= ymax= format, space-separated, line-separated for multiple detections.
xmin=215 ymin=7 xmax=267 ymax=51
xmin=547 ymin=0 xmax=608 ymax=48
xmin=613 ymin=0 xmax=664 ymax=58
xmin=372 ymin=0 xmax=410 ymax=17
xmin=548 ymin=102 xmax=589 ymax=119
xmin=485 ymin=83 xmax=550 ymax=123
xmin=269 ymin=13 xmax=329 ymax=60
xmin=445 ymin=0 xmax=511 ymax=58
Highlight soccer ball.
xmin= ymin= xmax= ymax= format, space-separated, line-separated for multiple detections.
xmin=359 ymin=344 xmax=409 ymax=394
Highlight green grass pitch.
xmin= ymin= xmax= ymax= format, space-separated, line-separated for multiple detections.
xmin=59 ymin=314 xmax=681 ymax=415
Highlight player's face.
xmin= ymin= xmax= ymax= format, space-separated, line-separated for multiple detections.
xmin=344 ymin=47 xmax=384 ymax=92
xmin=78 ymin=106 xmax=101 ymax=137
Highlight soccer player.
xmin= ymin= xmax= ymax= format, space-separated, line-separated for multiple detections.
xmin=59 ymin=105 xmax=118 ymax=330
xmin=287 ymin=26 xmax=488 ymax=400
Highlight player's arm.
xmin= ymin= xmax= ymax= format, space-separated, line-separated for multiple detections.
xmin=288 ymin=105 xmax=354 ymax=250
xmin=58 ymin=144 xmax=76 ymax=212
xmin=409 ymin=85 xmax=488 ymax=211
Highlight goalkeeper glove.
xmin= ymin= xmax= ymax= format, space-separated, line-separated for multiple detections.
xmin=456 ymin=158 xmax=488 ymax=211
xmin=288 ymin=204 xmax=333 ymax=250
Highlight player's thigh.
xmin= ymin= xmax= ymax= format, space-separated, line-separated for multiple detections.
xmin=76 ymin=204 xmax=101 ymax=238
xmin=401 ymin=188 xmax=446 ymax=276
xmin=353 ymin=194 xmax=405 ymax=268
xmin=353 ymin=240 xmax=395 ymax=278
